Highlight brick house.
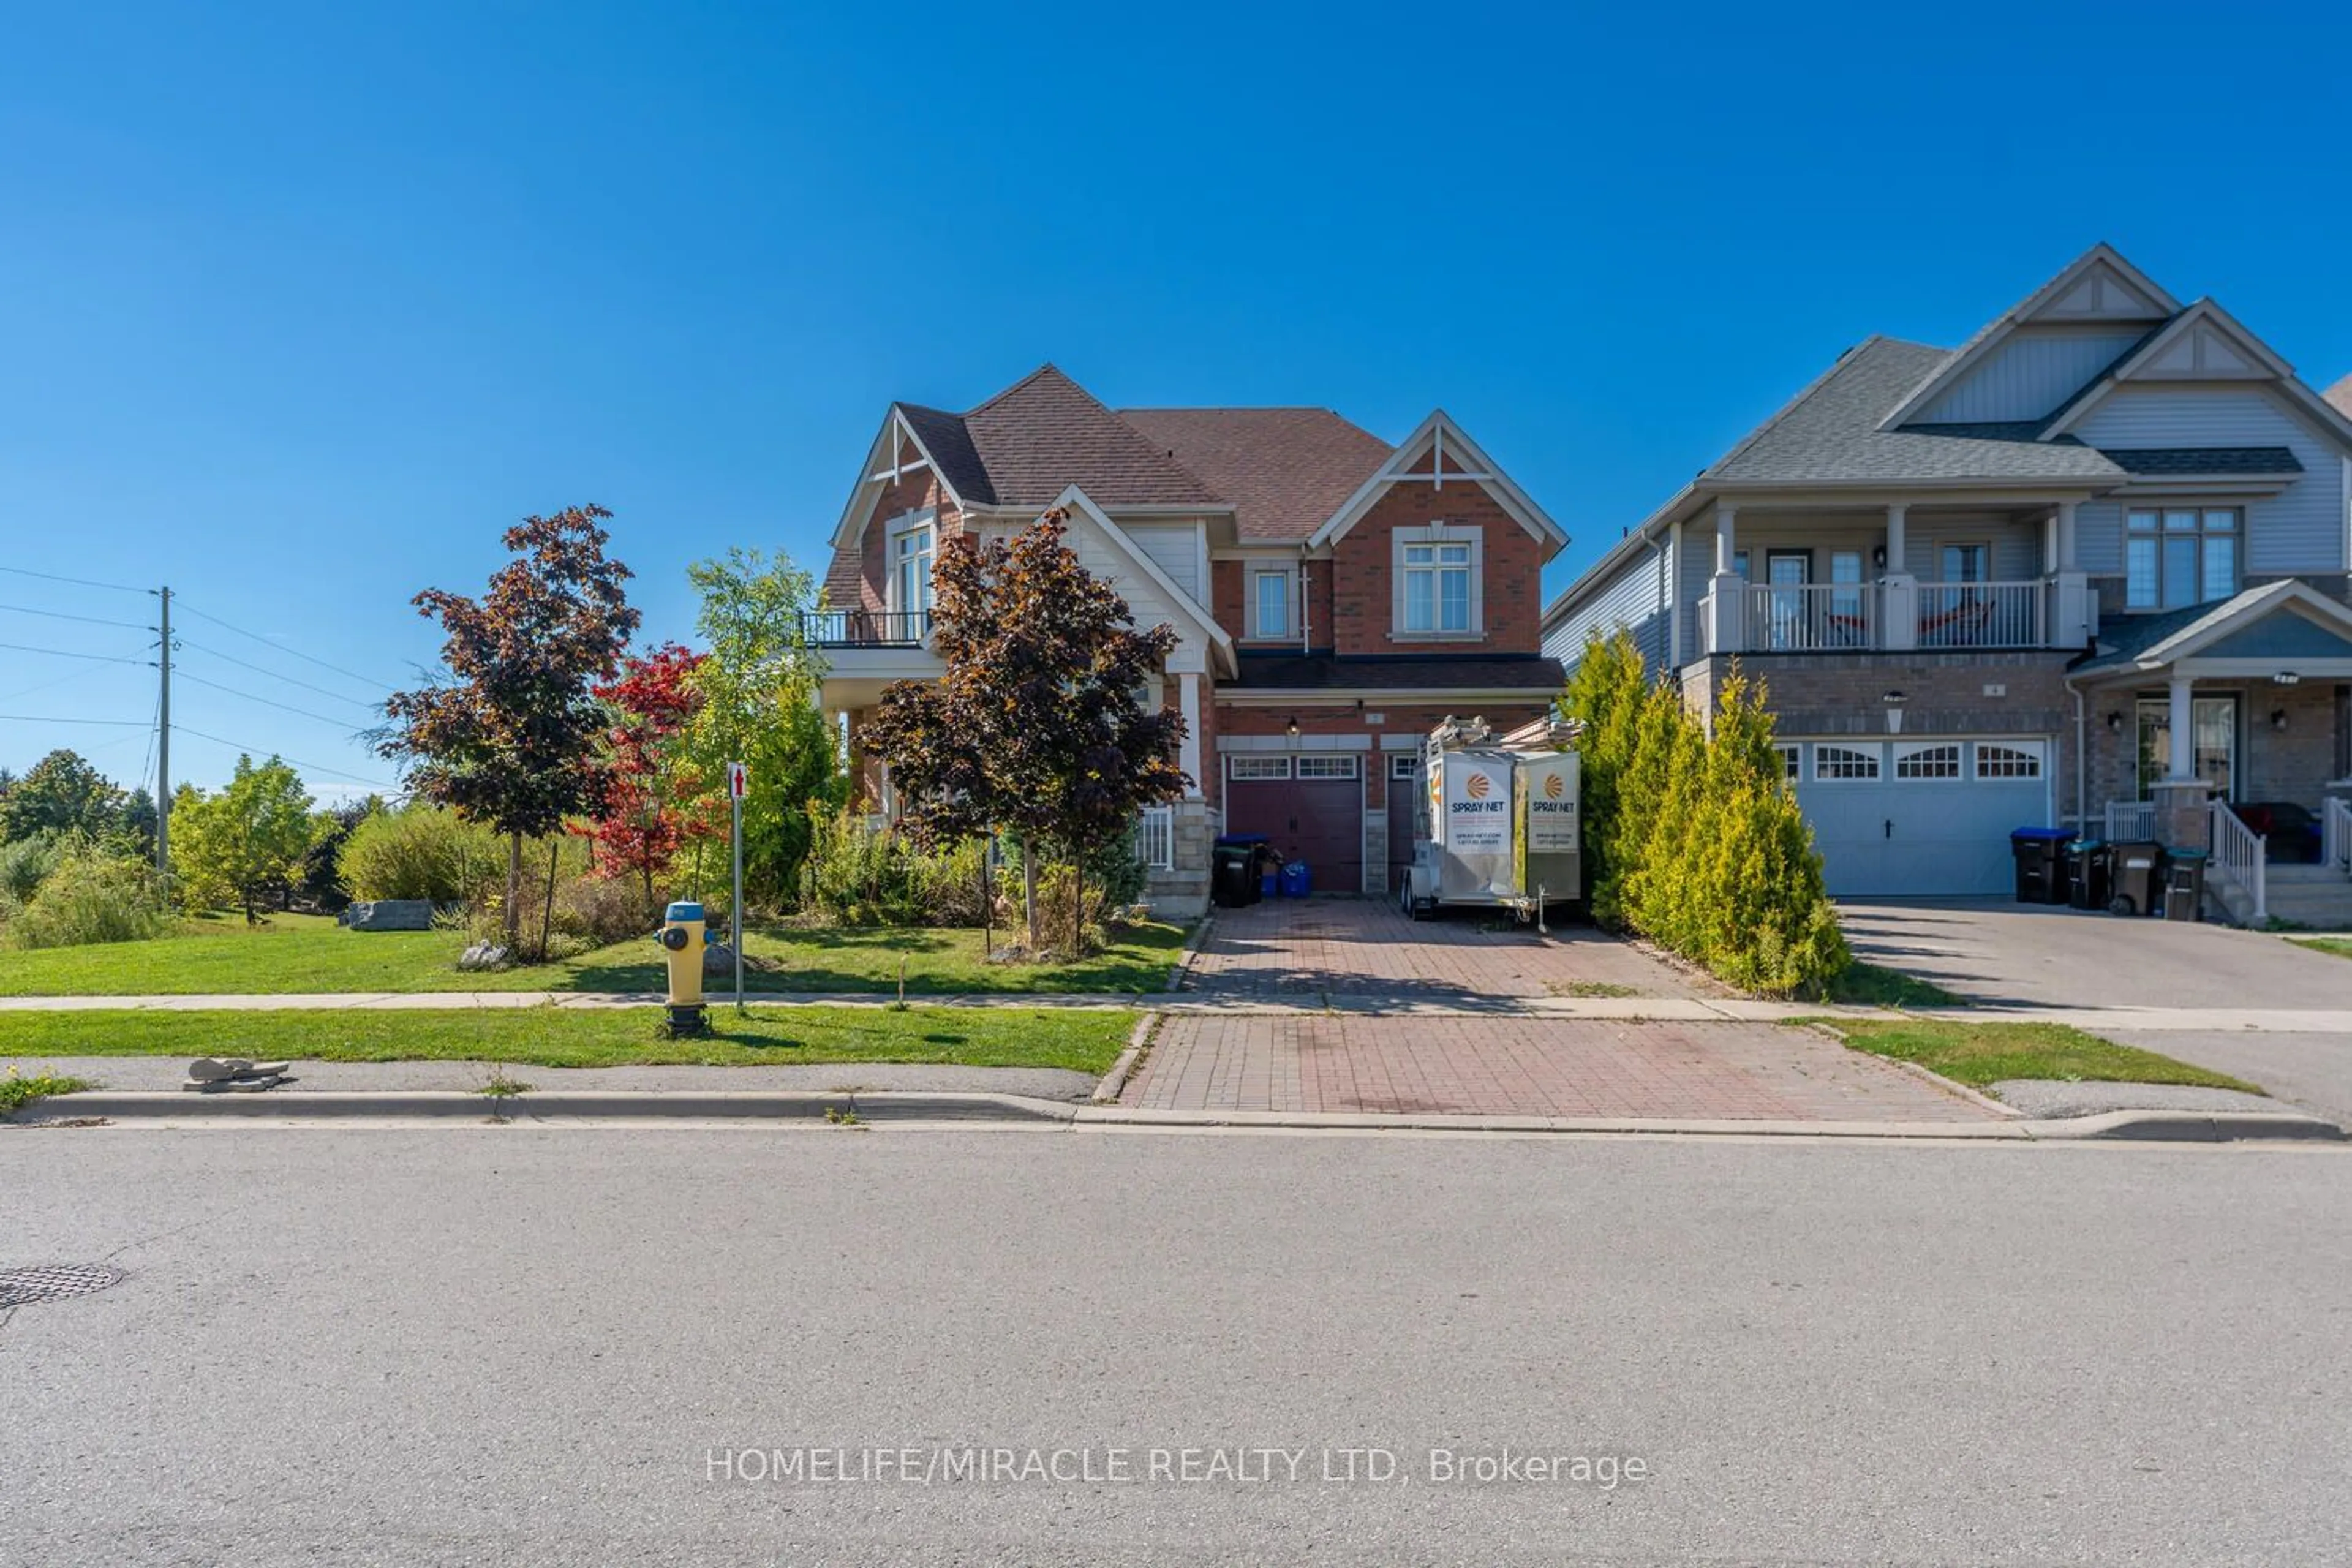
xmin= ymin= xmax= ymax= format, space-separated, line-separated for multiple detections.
xmin=816 ymin=365 xmax=1570 ymax=914
xmin=1543 ymin=246 xmax=2352 ymax=920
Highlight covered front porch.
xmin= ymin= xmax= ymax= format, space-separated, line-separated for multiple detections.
xmin=2076 ymin=582 xmax=2352 ymax=922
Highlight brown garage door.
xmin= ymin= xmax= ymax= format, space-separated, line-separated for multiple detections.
xmin=1224 ymin=755 xmax=1362 ymax=894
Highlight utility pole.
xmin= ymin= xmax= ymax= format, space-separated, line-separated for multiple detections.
xmin=156 ymin=584 xmax=172 ymax=880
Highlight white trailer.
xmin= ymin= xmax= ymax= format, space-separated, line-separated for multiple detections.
xmin=1398 ymin=715 xmax=1582 ymax=927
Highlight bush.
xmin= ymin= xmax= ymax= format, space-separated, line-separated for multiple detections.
xmin=554 ymin=873 xmax=655 ymax=948
xmin=2 ymin=847 xmax=171 ymax=950
xmin=0 ymin=833 xmax=67 ymax=905
xmin=340 ymin=806 xmax=503 ymax=903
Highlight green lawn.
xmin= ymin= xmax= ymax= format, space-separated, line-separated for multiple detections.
xmin=1825 ymin=960 xmax=1966 ymax=1009
xmin=0 ymin=1005 xmax=1134 ymax=1074
xmin=1821 ymin=1017 xmax=2259 ymax=1093
xmin=2291 ymin=937 xmax=2352 ymax=962
xmin=0 ymin=914 xmax=1187 ymax=998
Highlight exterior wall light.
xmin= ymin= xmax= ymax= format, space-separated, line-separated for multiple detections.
xmin=1880 ymin=690 xmax=1907 ymax=736
xmin=2272 ymin=709 xmax=2290 ymax=732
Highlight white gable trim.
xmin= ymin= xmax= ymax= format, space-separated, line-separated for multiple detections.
xmin=829 ymin=407 xmax=971 ymax=552
xmin=1049 ymin=485 xmax=1237 ymax=677
xmin=2040 ymin=300 xmax=2352 ymax=453
xmin=1306 ymin=410 xmax=1566 ymax=552
xmin=2119 ymin=580 xmax=2352 ymax=670
xmin=1877 ymin=244 xmax=2182 ymax=432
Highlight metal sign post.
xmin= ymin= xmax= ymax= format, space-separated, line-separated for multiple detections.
xmin=727 ymin=761 xmax=747 ymax=1010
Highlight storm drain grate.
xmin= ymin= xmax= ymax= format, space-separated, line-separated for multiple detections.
xmin=0 ymin=1263 xmax=126 ymax=1308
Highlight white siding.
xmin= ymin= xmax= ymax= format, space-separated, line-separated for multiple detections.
xmin=2070 ymin=386 xmax=2348 ymax=573
xmin=1901 ymin=511 xmax=2041 ymax=581
xmin=1121 ymin=520 xmax=1204 ymax=599
xmin=1917 ymin=330 xmax=2145 ymax=424
xmin=1545 ymin=544 xmax=1672 ymax=673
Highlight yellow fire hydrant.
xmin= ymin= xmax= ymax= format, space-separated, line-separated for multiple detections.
xmin=657 ymin=900 xmax=715 ymax=1035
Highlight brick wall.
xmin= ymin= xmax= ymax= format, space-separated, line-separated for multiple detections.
xmin=1210 ymin=700 xmax=1553 ymax=813
xmin=2082 ymin=680 xmax=2342 ymax=813
xmin=1329 ymin=484 xmax=1544 ymax=656
xmin=839 ymin=473 xmax=961 ymax=612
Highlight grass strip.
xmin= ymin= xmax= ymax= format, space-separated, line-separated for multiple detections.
xmin=1817 ymin=1017 xmax=2259 ymax=1093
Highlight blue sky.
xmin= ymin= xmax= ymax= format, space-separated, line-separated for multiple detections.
xmin=6 ymin=0 xmax=2350 ymax=799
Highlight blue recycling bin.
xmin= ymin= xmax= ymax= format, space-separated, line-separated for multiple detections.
xmin=1280 ymin=860 xmax=1311 ymax=899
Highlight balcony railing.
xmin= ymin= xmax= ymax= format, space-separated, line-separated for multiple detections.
xmin=801 ymin=609 xmax=932 ymax=647
xmin=1743 ymin=583 xmax=1875 ymax=652
xmin=1917 ymin=582 xmax=2045 ymax=650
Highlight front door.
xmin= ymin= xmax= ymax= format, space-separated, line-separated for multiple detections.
xmin=1764 ymin=550 xmax=1811 ymax=651
xmin=2138 ymin=695 xmax=2238 ymax=801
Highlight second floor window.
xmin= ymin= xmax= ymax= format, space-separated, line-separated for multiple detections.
xmin=1401 ymin=539 xmax=1474 ymax=633
xmin=2127 ymin=508 xmax=2237 ymax=611
xmin=891 ymin=513 xmax=935 ymax=616
xmin=1253 ymin=570 xmax=1291 ymax=638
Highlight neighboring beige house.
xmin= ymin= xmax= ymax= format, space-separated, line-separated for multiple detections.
xmin=1543 ymin=245 xmax=2352 ymax=923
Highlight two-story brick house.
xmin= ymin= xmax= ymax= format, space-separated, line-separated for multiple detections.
xmin=817 ymin=365 xmax=1569 ymax=914
xmin=1543 ymin=246 xmax=2352 ymax=918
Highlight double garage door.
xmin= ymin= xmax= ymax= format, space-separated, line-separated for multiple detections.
xmin=1224 ymin=755 xmax=1362 ymax=894
xmin=1789 ymin=737 xmax=2052 ymax=897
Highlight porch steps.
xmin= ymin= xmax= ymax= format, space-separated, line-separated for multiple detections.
xmin=2209 ymin=862 xmax=2352 ymax=930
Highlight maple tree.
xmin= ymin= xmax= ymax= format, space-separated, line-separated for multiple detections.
xmin=380 ymin=505 xmax=641 ymax=948
xmin=862 ymin=509 xmax=1188 ymax=949
xmin=581 ymin=642 xmax=718 ymax=921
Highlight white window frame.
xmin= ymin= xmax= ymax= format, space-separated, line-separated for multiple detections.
xmin=1251 ymin=568 xmax=1294 ymax=639
xmin=2125 ymin=507 xmax=2240 ymax=611
xmin=1136 ymin=805 xmax=1175 ymax=872
xmin=887 ymin=508 xmax=938 ymax=616
xmin=1893 ymin=742 xmax=1962 ymax=781
xmin=1390 ymin=753 xmax=1419 ymax=780
xmin=1774 ymin=742 xmax=1801 ymax=782
xmin=1228 ymin=756 xmax=1291 ymax=781
xmin=1393 ymin=524 xmax=1483 ymax=638
xmin=1975 ymin=742 xmax=2044 ymax=780
xmin=1295 ymin=755 xmax=1359 ymax=780
xmin=1812 ymin=744 xmax=1881 ymax=782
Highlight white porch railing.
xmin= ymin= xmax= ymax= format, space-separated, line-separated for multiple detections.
xmin=1136 ymin=805 xmax=1175 ymax=872
xmin=2323 ymin=797 xmax=2352 ymax=877
xmin=2209 ymin=801 xmax=2267 ymax=924
xmin=1740 ymin=582 xmax=1876 ymax=652
xmin=1918 ymin=582 xmax=2045 ymax=649
xmin=2105 ymin=800 xmax=2156 ymax=841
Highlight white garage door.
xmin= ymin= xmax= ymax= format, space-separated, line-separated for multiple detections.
xmin=1789 ymin=737 xmax=2053 ymax=897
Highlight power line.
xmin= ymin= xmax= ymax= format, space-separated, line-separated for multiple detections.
xmin=0 ymin=640 xmax=151 ymax=666
xmin=175 ymin=638 xmax=381 ymax=710
xmin=173 ymin=725 xmax=398 ymax=792
xmin=0 ymin=662 xmax=130 ymax=708
xmin=174 ymin=603 xmax=398 ymax=692
xmin=0 ymin=564 xmax=150 ymax=595
xmin=0 ymin=601 xmax=153 ymax=631
xmin=174 ymin=669 xmax=369 ymax=730
xmin=0 ymin=714 xmax=146 ymax=726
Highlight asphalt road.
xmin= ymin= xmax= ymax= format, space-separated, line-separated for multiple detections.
xmin=6 ymin=1126 xmax=2350 ymax=1566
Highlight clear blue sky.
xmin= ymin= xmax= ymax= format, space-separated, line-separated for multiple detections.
xmin=6 ymin=1 xmax=2350 ymax=801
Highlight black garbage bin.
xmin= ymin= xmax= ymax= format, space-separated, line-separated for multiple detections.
xmin=1211 ymin=834 xmax=1268 ymax=908
xmin=2108 ymin=840 xmax=2163 ymax=916
xmin=2162 ymin=848 xmax=2208 ymax=922
xmin=2009 ymin=827 xmax=2074 ymax=903
xmin=2065 ymin=839 xmax=2111 ymax=911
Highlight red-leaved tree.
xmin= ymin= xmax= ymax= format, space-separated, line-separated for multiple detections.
xmin=581 ymin=642 xmax=720 ymax=921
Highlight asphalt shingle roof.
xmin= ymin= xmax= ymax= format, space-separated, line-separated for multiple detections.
xmin=2070 ymin=597 xmax=2241 ymax=674
xmin=1117 ymin=407 xmax=1391 ymax=541
xmin=1705 ymin=337 xmax=2127 ymax=484
xmin=956 ymin=366 xmax=1221 ymax=509
xmin=2100 ymin=447 xmax=2302 ymax=477
xmin=2327 ymin=372 xmax=2352 ymax=421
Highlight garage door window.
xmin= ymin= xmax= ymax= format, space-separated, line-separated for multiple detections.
xmin=1894 ymin=743 xmax=1961 ymax=780
xmin=1976 ymin=743 xmax=2043 ymax=779
xmin=1390 ymin=754 xmax=1418 ymax=780
xmin=1814 ymin=745 xmax=1880 ymax=781
xmin=1296 ymin=756 xmax=1358 ymax=780
xmin=1229 ymin=757 xmax=1289 ymax=780
xmin=1774 ymin=743 xmax=1800 ymax=781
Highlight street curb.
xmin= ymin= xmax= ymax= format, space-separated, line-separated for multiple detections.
xmin=1092 ymin=1013 xmax=1161 ymax=1104
xmin=15 ymin=1090 xmax=2342 ymax=1142
xmin=1166 ymin=912 xmax=1215 ymax=993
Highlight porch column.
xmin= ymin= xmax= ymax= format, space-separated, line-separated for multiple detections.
xmin=2051 ymin=500 xmax=2091 ymax=649
xmin=1705 ymin=504 xmax=1745 ymax=654
xmin=2152 ymin=674 xmax=2212 ymax=850
xmin=1178 ymin=672 xmax=1203 ymax=799
xmin=2166 ymin=676 xmax=2193 ymax=780
xmin=1880 ymin=503 xmax=1918 ymax=650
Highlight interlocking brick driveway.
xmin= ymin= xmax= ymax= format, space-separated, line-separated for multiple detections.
xmin=1183 ymin=899 xmax=1714 ymax=1003
xmin=1125 ymin=1013 xmax=1991 ymax=1121
xmin=1138 ymin=900 xmax=1997 ymax=1122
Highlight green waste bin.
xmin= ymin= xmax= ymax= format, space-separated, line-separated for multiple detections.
xmin=2162 ymin=848 xmax=2208 ymax=922
xmin=2065 ymin=839 xmax=2111 ymax=911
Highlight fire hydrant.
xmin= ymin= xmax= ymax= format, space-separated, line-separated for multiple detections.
xmin=657 ymin=900 xmax=717 ymax=1036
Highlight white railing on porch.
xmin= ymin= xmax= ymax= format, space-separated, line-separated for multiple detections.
xmin=1918 ymin=581 xmax=2045 ymax=649
xmin=2324 ymin=797 xmax=2352 ymax=877
xmin=2209 ymin=801 xmax=2267 ymax=924
xmin=2105 ymin=800 xmax=2156 ymax=841
xmin=1741 ymin=582 xmax=1875 ymax=652
xmin=1137 ymin=805 xmax=1175 ymax=872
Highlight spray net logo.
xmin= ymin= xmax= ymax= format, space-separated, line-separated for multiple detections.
xmin=1542 ymin=772 xmax=1564 ymax=801
xmin=1465 ymin=772 xmax=1491 ymax=801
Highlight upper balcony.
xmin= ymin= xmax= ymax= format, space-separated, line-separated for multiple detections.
xmin=1700 ymin=575 xmax=2098 ymax=658
xmin=802 ymin=609 xmax=941 ymax=709
xmin=802 ymin=609 xmax=932 ymax=647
